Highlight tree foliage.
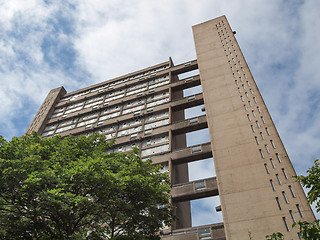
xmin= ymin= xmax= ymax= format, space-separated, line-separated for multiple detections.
xmin=0 ymin=132 xmax=173 ymax=239
xmin=296 ymin=159 xmax=320 ymax=213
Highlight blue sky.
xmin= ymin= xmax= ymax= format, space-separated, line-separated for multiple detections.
xmin=0 ymin=0 xmax=319 ymax=225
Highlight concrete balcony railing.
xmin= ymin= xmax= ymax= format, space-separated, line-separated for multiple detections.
xmin=171 ymin=177 xmax=218 ymax=202
xmin=160 ymin=222 xmax=225 ymax=240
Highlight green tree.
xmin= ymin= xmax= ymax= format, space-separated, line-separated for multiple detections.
xmin=0 ymin=132 xmax=173 ymax=239
xmin=294 ymin=158 xmax=320 ymax=239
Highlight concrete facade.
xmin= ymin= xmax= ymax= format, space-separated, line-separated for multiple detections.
xmin=27 ymin=16 xmax=314 ymax=239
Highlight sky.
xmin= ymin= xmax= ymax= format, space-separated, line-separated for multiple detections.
xmin=0 ymin=0 xmax=320 ymax=226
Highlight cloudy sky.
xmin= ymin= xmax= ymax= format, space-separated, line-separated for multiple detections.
xmin=0 ymin=0 xmax=319 ymax=226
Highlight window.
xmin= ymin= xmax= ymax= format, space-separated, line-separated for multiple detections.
xmin=257 ymin=106 xmax=261 ymax=113
xmin=253 ymin=97 xmax=257 ymax=104
xmin=276 ymin=197 xmax=282 ymax=210
xmin=247 ymin=114 xmax=251 ymax=122
xmin=244 ymin=105 xmax=248 ymax=111
xmin=261 ymin=116 xmax=265 ymax=124
xmin=246 ymin=81 xmax=250 ymax=86
xmin=289 ymin=185 xmax=295 ymax=198
xmin=282 ymin=168 xmax=288 ymax=179
xmin=270 ymin=179 xmax=275 ymax=191
xmin=260 ymin=132 xmax=265 ymax=140
xmin=238 ymin=88 xmax=241 ymax=93
xmin=235 ymin=80 xmax=238 ymax=85
xmin=283 ymin=217 xmax=289 ymax=232
xmin=255 ymin=136 xmax=259 ymax=145
xmin=270 ymin=158 xmax=275 ymax=168
xmin=241 ymin=96 xmax=244 ymax=102
xmin=276 ymin=153 xmax=281 ymax=163
xmin=259 ymin=149 xmax=264 ymax=159
xmin=276 ymin=174 xmax=282 ymax=185
xmin=251 ymin=125 xmax=255 ymax=133
xmin=256 ymin=121 xmax=260 ymax=128
xmin=264 ymin=163 xmax=269 ymax=174
xmin=245 ymin=92 xmax=249 ymax=98
xmin=270 ymin=140 xmax=276 ymax=149
xmin=296 ymin=204 xmax=303 ymax=218
xmin=248 ymin=101 xmax=252 ymax=107
xmin=282 ymin=191 xmax=289 ymax=204
xmin=265 ymin=144 xmax=270 ymax=154
xmin=265 ymin=127 xmax=270 ymax=136
xmin=289 ymin=210 xmax=296 ymax=222
xmin=252 ymin=110 xmax=256 ymax=118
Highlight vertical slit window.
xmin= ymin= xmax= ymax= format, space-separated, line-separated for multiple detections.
xmin=259 ymin=149 xmax=264 ymax=159
xmin=270 ymin=179 xmax=275 ymax=191
xmin=296 ymin=204 xmax=303 ymax=218
xmin=248 ymin=101 xmax=252 ymax=107
xmin=246 ymin=80 xmax=250 ymax=86
xmin=265 ymin=144 xmax=270 ymax=154
xmin=241 ymin=96 xmax=244 ymax=102
xmin=276 ymin=153 xmax=281 ymax=163
xmin=282 ymin=191 xmax=289 ymax=204
xmin=235 ymin=80 xmax=238 ymax=85
xmin=298 ymin=233 xmax=301 ymax=240
xmin=289 ymin=210 xmax=296 ymax=222
xmin=245 ymin=92 xmax=249 ymax=98
xmin=244 ymin=105 xmax=248 ymax=111
xmin=256 ymin=121 xmax=260 ymax=128
xmin=253 ymin=97 xmax=257 ymax=104
xmin=276 ymin=174 xmax=282 ymax=185
xmin=255 ymin=136 xmax=259 ymax=145
xmin=236 ymin=55 xmax=239 ymax=59
xmin=264 ymin=163 xmax=269 ymax=174
xmin=257 ymin=106 xmax=261 ymax=113
xmin=244 ymin=73 xmax=247 ymax=79
xmin=232 ymin=73 xmax=235 ymax=78
xmin=260 ymin=132 xmax=265 ymax=140
xmin=252 ymin=110 xmax=256 ymax=118
xmin=250 ymin=88 xmax=254 ymax=95
xmin=237 ymin=70 xmax=240 ymax=75
xmin=261 ymin=116 xmax=265 ymax=124
xmin=265 ymin=127 xmax=270 ymax=136
xmin=283 ymin=217 xmax=290 ymax=232
xmin=242 ymin=84 xmax=245 ymax=90
xmin=241 ymin=67 xmax=244 ymax=72
xmin=276 ymin=197 xmax=282 ymax=210
xmin=270 ymin=158 xmax=275 ymax=168
xmin=270 ymin=140 xmax=276 ymax=149
xmin=289 ymin=185 xmax=296 ymax=198
xmin=238 ymin=88 xmax=241 ymax=93
xmin=239 ymin=76 xmax=242 ymax=82
xmin=251 ymin=125 xmax=255 ymax=133
xmin=282 ymin=168 xmax=288 ymax=179
xmin=247 ymin=114 xmax=251 ymax=122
